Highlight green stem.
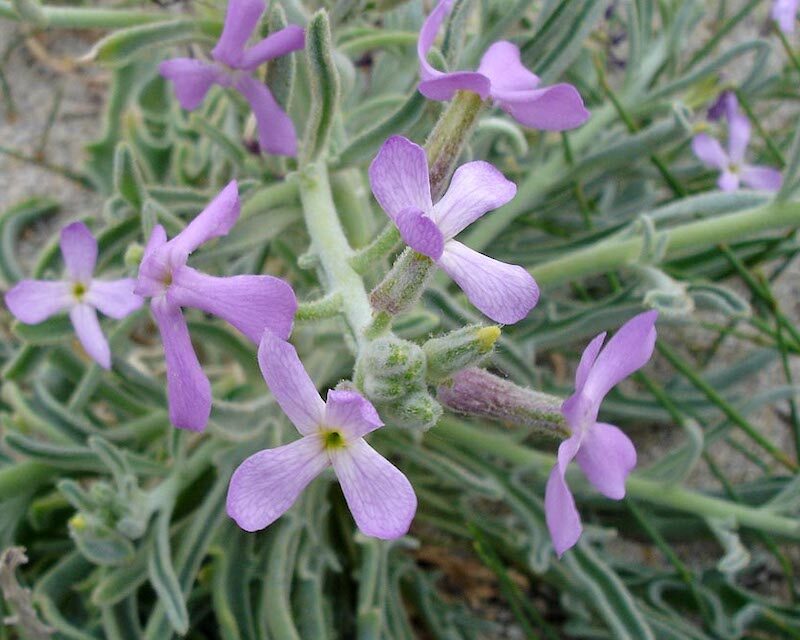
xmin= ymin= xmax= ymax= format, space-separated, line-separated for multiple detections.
xmin=349 ymin=224 xmax=400 ymax=274
xmin=0 ymin=0 xmax=165 ymax=28
xmin=434 ymin=418 xmax=800 ymax=540
xmin=0 ymin=461 xmax=54 ymax=500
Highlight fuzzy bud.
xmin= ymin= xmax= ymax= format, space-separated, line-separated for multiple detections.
xmin=423 ymin=325 xmax=501 ymax=383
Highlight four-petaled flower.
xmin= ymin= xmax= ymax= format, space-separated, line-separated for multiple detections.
xmin=160 ymin=0 xmax=304 ymax=156
xmin=692 ymin=95 xmax=782 ymax=192
xmin=369 ymin=135 xmax=539 ymax=324
xmin=545 ymin=310 xmax=658 ymax=556
xmin=5 ymin=222 xmax=143 ymax=369
xmin=135 ymin=181 xmax=297 ymax=431
xmin=773 ymin=0 xmax=798 ymax=33
xmin=418 ymin=0 xmax=589 ymax=130
xmin=227 ymin=330 xmax=417 ymax=539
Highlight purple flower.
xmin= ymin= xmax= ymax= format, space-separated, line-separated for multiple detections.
xmin=545 ymin=311 xmax=658 ymax=556
xmin=369 ymin=136 xmax=539 ymax=324
xmin=692 ymin=101 xmax=782 ymax=192
xmin=159 ymin=0 xmax=304 ymax=156
xmin=4 ymin=222 xmax=143 ymax=369
xmin=773 ymin=0 xmax=798 ymax=33
xmin=417 ymin=0 xmax=589 ymax=130
xmin=135 ymin=181 xmax=297 ymax=431
xmin=227 ymin=330 xmax=417 ymax=539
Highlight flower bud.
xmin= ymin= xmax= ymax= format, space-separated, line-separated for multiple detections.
xmin=388 ymin=390 xmax=442 ymax=431
xmin=423 ymin=325 xmax=500 ymax=383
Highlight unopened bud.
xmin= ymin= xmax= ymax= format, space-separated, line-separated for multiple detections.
xmin=423 ymin=325 xmax=500 ymax=383
xmin=381 ymin=390 xmax=442 ymax=431
xmin=125 ymin=243 xmax=144 ymax=268
xmin=437 ymin=368 xmax=568 ymax=438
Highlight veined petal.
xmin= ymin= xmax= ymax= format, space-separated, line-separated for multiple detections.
xmin=437 ymin=241 xmax=539 ymax=324
xmin=5 ymin=280 xmax=72 ymax=323
xmin=169 ymin=181 xmax=240 ymax=256
xmin=418 ymin=0 xmax=452 ymax=82
xmin=240 ymin=24 xmax=305 ymax=70
xmin=69 ymin=304 xmax=111 ymax=369
xmin=86 ymin=278 xmax=143 ymax=319
xmin=432 ymin=161 xmax=516 ymax=239
xmin=544 ymin=433 xmax=583 ymax=556
xmin=691 ymin=134 xmax=728 ymax=170
xmin=395 ymin=208 xmax=444 ymax=260
xmin=151 ymin=297 xmax=212 ymax=431
xmin=575 ymin=332 xmax=607 ymax=391
xmin=60 ymin=222 xmax=97 ymax=283
xmin=477 ymin=40 xmax=539 ymax=92
xmin=159 ymin=58 xmax=221 ymax=111
xmin=211 ymin=0 xmax=265 ymax=67
xmin=575 ymin=422 xmax=636 ymax=500
xmin=168 ymin=266 xmax=296 ymax=343
xmin=258 ymin=330 xmax=325 ymax=436
xmin=227 ymin=436 xmax=328 ymax=532
xmin=369 ymin=136 xmax=433 ymax=220
xmin=718 ymin=170 xmax=740 ymax=192
xmin=235 ymin=75 xmax=297 ymax=156
xmin=330 ymin=439 xmax=417 ymax=539
xmin=324 ymin=389 xmax=383 ymax=440
xmin=740 ymin=165 xmax=782 ymax=192
xmin=727 ymin=112 xmax=751 ymax=165
xmin=492 ymin=84 xmax=589 ymax=131
xmin=581 ymin=310 xmax=657 ymax=407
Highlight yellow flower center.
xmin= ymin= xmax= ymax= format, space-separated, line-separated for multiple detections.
xmin=321 ymin=429 xmax=346 ymax=450
xmin=72 ymin=282 xmax=86 ymax=300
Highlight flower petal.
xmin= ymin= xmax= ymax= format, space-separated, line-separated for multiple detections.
xmin=240 ymin=24 xmax=305 ymax=70
xmin=395 ymin=208 xmax=444 ymax=259
xmin=575 ymin=332 xmax=607 ymax=391
xmin=727 ymin=112 xmax=751 ymax=165
xmin=324 ymin=389 xmax=383 ymax=440
xmin=493 ymin=84 xmax=589 ymax=131
xmin=330 ymin=439 xmax=417 ymax=539
xmin=581 ymin=310 xmax=657 ymax=406
xmin=692 ymin=134 xmax=728 ymax=170
xmin=368 ymin=136 xmax=433 ymax=220
xmin=5 ymin=280 xmax=72 ymax=323
xmin=432 ymin=161 xmax=516 ymax=239
xmin=135 ymin=225 xmax=173 ymax=298
xmin=69 ymin=304 xmax=111 ymax=369
xmin=86 ymin=278 xmax=143 ymax=319
xmin=575 ymin=422 xmax=636 ymax=500
xmin=168 ymin=266 xmax=296 ymax=343
xmin=226 ymin=436 xmax=329 ymax=532
xmin=544 ymin=433 xmax=583 ymax=556
xmin=211 ymin=0 xmax=265 ymax=67
xmin=740 ymin=165 xmax=782 ymax=191
xmin=477 ymin=40 xmax=539 ymax=92
xmin=258 ymin=330 xmax=325 ymax=436
xmin=773 ymin=0 xmax=799 ymax=33
xmin=60 ymin=222 xmax=97 ymax=283
xmin=235 ymin=75 xmax=298 ymax=156
xmin=151 ymin=297 xmax=211 ymax=431
xmin=718 ymin=170 xmax=740 ymax=192
xmin=437 ymin=241 xmax=539 ymax=324
xmin=159 ymin=58 xmax=221 ymax=111
xmin=169 ymin=181 xmax=240 ymax=256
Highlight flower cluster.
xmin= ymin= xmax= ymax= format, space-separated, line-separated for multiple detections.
xmin=3 ymin=0 xmax=672 ymax=554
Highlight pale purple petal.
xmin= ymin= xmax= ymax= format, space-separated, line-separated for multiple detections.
xmin=234 ymin=75 xmax=297 ymax=156
xmin=60 ymin=222 xmax=97 ymax=283
xmin=135 ymin=225 xmax=173 ymax=298
xmin=168 ymin=181 xmax=240 ymax=255
xmin=143 ymin=224 xmax=168 ymax=259
xmin=575 ymin=422 xmax=636 ymax=500
xmin=395 ymin=208 xmax=444 ymax=259
xmin=575 ymin=332 xmax=607 ymax=391
xmin=69 ymin=304 xmax=111 ymax=369
xmin=544 ymin=433 xmax=583 ymax=556
xmin=151 ymin=297 xmax=212 ymax=431
xmin=226 ymin=436 xmax=329 ymax=532
xmin=418 ymin=0 xmax=455 ymax=82
xmin=211 ymin=0 xmax=265 ymax=67
xmin=432 ymin=161 xmax=516 ymax=239
xmin=324 ymin=389 xmax=383 ymax=440
xmin=257 ymin=330 xmax=325 ymax=436
xmin=330 ymin=439 xmax=417 ymax=539
xmin=240 ymin=25 xmax=305 ymax=70
xmin=369 ymin=136 xmax=433 ymax=219
xmin=740 ymin=165 xmax=782 ymax=191
xmin=5 ymin=280 xmax=72 ymax=323
xmin=437 ymin=241 xmax=539 ymax=324
xmin=167 ymin=266 xmax=296 ymax=343
xmin=477 ymin=41 xmax=540 ymax=92
xmin=86 ymin=279 xmax=143 ymax=319
xmin=493 ymin=84 xmax=589 ymax=131
xmin=773 ymin=0 xmax=799 ymax=33
xmin=692 ymin=134 xmax=728 ymax=170
xmin=159 ymin=58 xmax=221 ymax=111
xmin=581 ymin=310 xmax=658 ymax=407
xmin=718 ymin=170 xmax=740 ymax=192
xmin=727 ymin=113 xmax=751 ymax=165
